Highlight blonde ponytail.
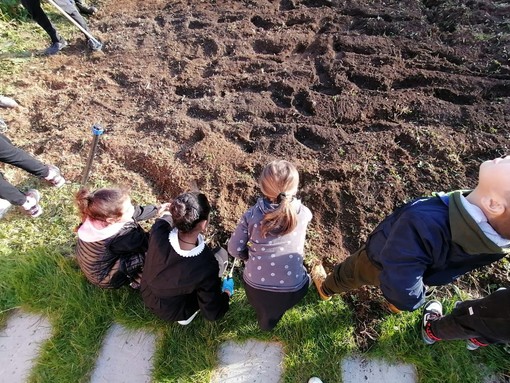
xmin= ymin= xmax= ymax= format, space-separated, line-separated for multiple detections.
xmin=259 ymin=160 xmax=299 ymax=237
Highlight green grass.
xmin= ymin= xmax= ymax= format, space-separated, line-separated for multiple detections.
xmin=0 ymin=181 xmax=509 ymax=383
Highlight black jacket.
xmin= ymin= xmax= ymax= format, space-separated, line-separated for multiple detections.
xmin=141 ymin=218 xmax=229 ymax=322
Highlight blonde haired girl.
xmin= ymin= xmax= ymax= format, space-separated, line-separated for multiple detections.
xmin=228 ymin=160 xmax=312 ymax=330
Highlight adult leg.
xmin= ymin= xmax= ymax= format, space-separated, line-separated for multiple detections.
xmin=321 ymin=247 xmax=381 ymax=296
xmin=0 ymin=134 xmax=48 ymax=178
xmin=20 ymin=0 xmax=61 ymax=43
xmin=52 ymin=0 xmax=89 ymax=32
xmin=244 ymin=282 xmax=308 ymax=331
xmin=430 ymin=289 xmax=510 ymax=344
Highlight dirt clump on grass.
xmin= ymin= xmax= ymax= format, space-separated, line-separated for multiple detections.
xmin=2 ymin=0 xmax=509 ymax=334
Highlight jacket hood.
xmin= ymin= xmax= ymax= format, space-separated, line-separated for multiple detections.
xmin=448 ymin=191 xmax=510 ymax=255
xmin=255 ymin=197 xmax=302 ymax=215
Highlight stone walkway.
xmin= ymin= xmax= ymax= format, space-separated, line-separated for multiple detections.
xmin=0 ymin=310 xmax=500 ymax=383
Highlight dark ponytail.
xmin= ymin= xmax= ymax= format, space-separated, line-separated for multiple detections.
xmin=170 ymin=192 xmax=211 ymax=232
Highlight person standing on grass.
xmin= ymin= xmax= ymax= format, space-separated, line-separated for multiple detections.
xmin=141 ymin=192 xmax=233 ymax=325
xmin=0 ymin=132 xmax=65 ymax=218
xmin=75 ymin=187 xmax=167 ymax=289
xmin=312 ymin=156 xmax=510 ymax=313
xmin=228 ymin=160 xmax=312 ymax=331
xmin=422 ymin=288 xmax=510 ymax=351
xmin=20 ymin=0 xmax=100 ymax=55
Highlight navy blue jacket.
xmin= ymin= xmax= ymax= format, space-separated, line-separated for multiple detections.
xmin=366 ymin=192 xmax=508 ymax=311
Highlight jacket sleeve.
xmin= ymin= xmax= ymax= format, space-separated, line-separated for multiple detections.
xmin=376 ymin=213 xmax=440 ymax=311
xmin=196 ymin=275 xmax=230 ymax=321
xmin=132 ymin=205 xmax=158 ymax=221
xmin=228 ymin=213 xmax=250 ymax=260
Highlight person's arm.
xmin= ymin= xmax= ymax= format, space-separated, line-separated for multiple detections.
xmin=376 ymin=214 xmax=439 ymax=311
xmin=227 ymin=212 xmax=250 ymax=260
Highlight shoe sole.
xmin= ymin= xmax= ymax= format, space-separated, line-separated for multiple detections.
xmin=177 ymin=310 xmax=200 ymax=325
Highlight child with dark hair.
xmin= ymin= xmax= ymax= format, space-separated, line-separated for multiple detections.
xmin=141 ymin=192 xmax=232 ymax=325
xmin=228 ymin=160 xmax=313 ymax=331
xmin=422 ymin=288 xmax=510 ymax=351
xmin=75 ymin=187 xmax=166 ymax=289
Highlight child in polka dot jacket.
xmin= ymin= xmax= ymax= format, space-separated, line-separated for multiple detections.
xmin=228 ymin=160 xmax=313 ymax=330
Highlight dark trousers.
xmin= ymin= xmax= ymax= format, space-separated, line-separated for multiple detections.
xmin=431 ymin=289 xmax=510 ymax=345
xmin=322 ymin=246 xmax=381 ymax=295
xmin=244 ymin=281 xmax=309 ymax=331
xmin=0 ymin=134 xmax=48 ymax=205
xmin=21 ymin=0 xmax=89 ymax=43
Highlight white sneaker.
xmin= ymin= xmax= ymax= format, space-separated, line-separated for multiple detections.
xmin=177 ymin=310 xmax=199 ymax=326
xmin=308 ymin=378 xmax=324 ymax=383
xmin=44 ymin=165 xmax=66 ymax=188
xmin=22 ymin=189 xmax=42 ymax=218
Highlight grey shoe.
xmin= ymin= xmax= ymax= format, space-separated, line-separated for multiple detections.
xmin=44 ymin=39 xmax=68 ymax=56
xmin=88 ymin=39 xmax=103 ymax=51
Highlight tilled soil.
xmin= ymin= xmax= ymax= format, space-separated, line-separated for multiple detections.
xmin=2 ymin=0 xmax=509 ymax=346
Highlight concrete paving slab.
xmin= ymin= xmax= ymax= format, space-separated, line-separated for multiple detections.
xmin=210 ymin=340 xmax=283 ymax=383
xmin=90 ymin=323 xmax=156 ymax=383
xmin=341 ymin=355 xmax=417 ymax=383
xmin=0 ymin=311 xmax=52 ymax=383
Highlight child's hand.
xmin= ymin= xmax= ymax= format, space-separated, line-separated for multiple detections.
xmin=157 ymin=202 xmax=172 ymax=216
xmin=222 ymin=277 xmax=234 ymax=297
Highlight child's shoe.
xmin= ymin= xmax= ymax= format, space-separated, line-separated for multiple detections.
xmin=466 ymin=339 xmax=479 ymax=351
xmin=422 ymin=300 xmax=443 ymax=345
xmin=466 ymin=338 xmax=488 ymax=351
xmin=384 ymin=300 xmax=402 ymax=314
xmin=44 ymin=165 xmax=66 ymax=188
xmin=308 ymin=378 xmax=323 ymax=383
xmin=0 ymin=198 xmax=12 ymax=218
xmin=311 ymin=264 xmax=331 ymax=301
xmin=22 ymin=189 xmax=42 ymax=218
xmin=177 ymin=310 xmax=199 ymax=326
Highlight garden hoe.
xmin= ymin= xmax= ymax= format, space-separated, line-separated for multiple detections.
xmin=46 ymin=0 xmax=103 ymax=51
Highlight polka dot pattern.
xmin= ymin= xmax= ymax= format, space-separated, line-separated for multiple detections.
xmin=230 ymin=198 xmax=311 ymax=290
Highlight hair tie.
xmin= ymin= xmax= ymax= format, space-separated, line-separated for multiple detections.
xmin=276 ymin=192 xmax=287 ymax=203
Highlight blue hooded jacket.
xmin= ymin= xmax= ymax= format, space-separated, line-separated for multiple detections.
xmin=366 ymin=191 xmax=509 ymax=311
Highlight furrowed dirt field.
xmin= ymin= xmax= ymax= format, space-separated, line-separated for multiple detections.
xmin=2 ymin=0 xmax=510 ymax=347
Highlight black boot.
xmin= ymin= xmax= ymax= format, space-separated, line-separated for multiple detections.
xmin=75 ymin=0 xmax=97 ymax=15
